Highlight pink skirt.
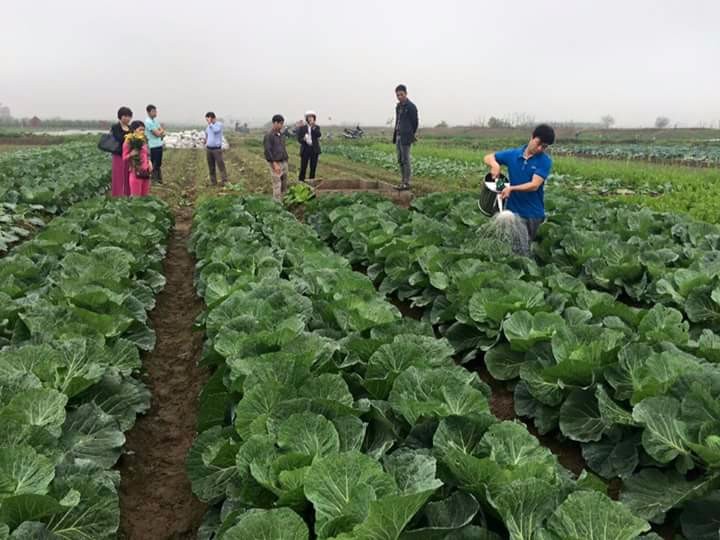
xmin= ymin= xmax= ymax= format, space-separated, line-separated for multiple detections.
xmin=129 ymin=173 xmax=151 ymax=197
xmin=111 ymin=154 xmax=131 ymax=197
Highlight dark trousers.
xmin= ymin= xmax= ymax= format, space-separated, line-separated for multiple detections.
xmin=299 ymin=152 xmax=319 ymax=181
xmin=206 ymin=148 xmax=228 ymax=184
xmin=150 ymin=146 xmax=163 ymax=180
xmin=396 ymin=141 xmax=412 ymax=185
xmin=516 ymin=217 xmax=545 ymax=257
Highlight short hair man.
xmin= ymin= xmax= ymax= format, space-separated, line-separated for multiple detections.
xmin=204 ymin=112 xmax=228 ymax=185
xmin=483 ymin=124 xmax=556 ymax=255
xmin=144 ymin=105 xmax=165 ymax=183
xmin=392 ymin=84 xmax=419 ymax=191
xmin=263 ymin=114 xmax=289 ymax=200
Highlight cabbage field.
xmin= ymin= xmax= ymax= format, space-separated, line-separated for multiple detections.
xmin=0 ymin=195 xmax=172 ymax=536
xmin=186 ymin=196 xmax=653 ymax=539
xmin=553 ymin=143 xmax=720 ymax=167
xmin=1 ymin=136 xmax=719 ymax=540
xmin=302 ymin=191 xmax=720 ymax=539
xmin=0 ymin=142 xmax=109 ymax=252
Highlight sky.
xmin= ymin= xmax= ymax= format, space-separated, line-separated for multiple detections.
xmin=2 ymin=0 xmax=719 ymax=127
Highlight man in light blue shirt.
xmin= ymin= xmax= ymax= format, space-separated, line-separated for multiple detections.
xmin=204 ymin=111 xmax=227 ymax=185
xmin=144 ymin=105 xmax=165 ymax=183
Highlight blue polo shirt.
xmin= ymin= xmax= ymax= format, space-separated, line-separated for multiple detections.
xmin=494 ymin=145 xmax=552 ymax=219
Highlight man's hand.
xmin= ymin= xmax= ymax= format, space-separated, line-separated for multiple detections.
xmin=483 ymin=153 xmax=502 ymax=179
xmin=272 ymin=162 xmax=281 ymax=175
xmin=500 ymin=186 xmax=513 ymax=200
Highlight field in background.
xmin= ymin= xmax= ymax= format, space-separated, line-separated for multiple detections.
xmin=1 ymin=126 xmax=714 ymax=222
xmin=301 ymin=132 xmax=720 ymax=224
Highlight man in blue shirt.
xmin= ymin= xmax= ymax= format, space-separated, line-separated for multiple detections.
xmin=204 ymin=112 xmax=228 ymax=185
xmin=483 ymin=124 xmax=555 ymax=255
xmin=144 ymin=105 xmax=165 ymax=183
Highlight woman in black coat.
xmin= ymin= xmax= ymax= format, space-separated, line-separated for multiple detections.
xmin=110 ymin=106 xmax=133 ymax=197
xmin=297 ymin=110 xmax=321 ymax=182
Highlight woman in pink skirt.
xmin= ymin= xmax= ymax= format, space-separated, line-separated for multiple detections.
xmin=110 ymin=107 xmax=132 ymax=197
xmin=123 ymin=121 xmax=153 ymax=197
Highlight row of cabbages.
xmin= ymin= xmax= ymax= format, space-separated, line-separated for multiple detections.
xmin=163 ymin=130 xmax=229 ymax=150
xmin=0 ymin=197 xmax=172 ymax=538
xmin=186 ymin=196 xmax=653 ymax=540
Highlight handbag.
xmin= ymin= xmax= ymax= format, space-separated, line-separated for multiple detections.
xmin=98 ymin=132 xmax=120 ymax=154
xmin=135 ymin=168 xmax=151 ymax=180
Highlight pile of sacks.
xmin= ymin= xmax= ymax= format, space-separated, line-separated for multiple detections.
xmin=163 ymin=130 xmax=229 ymax=150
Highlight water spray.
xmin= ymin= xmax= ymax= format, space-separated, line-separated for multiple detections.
xmin=477 ymin=173 xmax=530 ymax=256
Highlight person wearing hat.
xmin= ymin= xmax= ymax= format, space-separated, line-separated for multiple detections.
xmin=296 ymin=110 xmax=322 ymax=182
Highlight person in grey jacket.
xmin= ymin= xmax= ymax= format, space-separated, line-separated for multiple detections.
xmin=392 ymin=84 xmax=419 ymax=191
xmin=263 ymin=114 xmax=290 ymax=200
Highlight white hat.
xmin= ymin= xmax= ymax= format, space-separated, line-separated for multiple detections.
xmin=304 ymin=110 xmax=317 ymax=119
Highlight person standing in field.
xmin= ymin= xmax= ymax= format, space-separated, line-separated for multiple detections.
xmin=123 ymin=120 xmax=153 ymax=197
xmin=392 ymin=84 xmax=419 ymax=191
xmin=297 ymin=110 xmax=322 ymax=182
xmin=483 ymin=124 xmax=556 ymax=255
xmin=204 ymin=112 xmax=228 ymax=186
xmin=263 ymin=114 xmax=289 ymax=201
xmin=144 ymin=104 xmax=165 ymax=183
xmin=110 ymin=107 xmax=133 ymax=197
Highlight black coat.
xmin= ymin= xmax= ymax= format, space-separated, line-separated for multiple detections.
xmin=393 ymin=99 xmax=419 ymax=144
xmin=297 ymin=125 xmax=322 ymax=155
xmin=110 ymin=122 xmax=129 ymax=156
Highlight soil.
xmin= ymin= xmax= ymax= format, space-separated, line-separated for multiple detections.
xmin=118 ymin=207 xmax=208 ymax=540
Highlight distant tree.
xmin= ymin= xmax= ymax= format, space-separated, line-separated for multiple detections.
xmin=601 ymin=115 xmax=615 ymax=129
xmin=509 ymin=112 xmax=535 ymax=127
xmin=487 ymin=116 xmax=511 ymax=129
xmin=470 ymin=116 xmax=486 ymax=127
xmin=435 ymin=120 xmax=448 ymax=128
xmin=654 ymin=116 xmax=670 ymax=129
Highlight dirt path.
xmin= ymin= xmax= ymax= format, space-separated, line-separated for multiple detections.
xmin=224 ymin=134 xmax=446 ymax=196
xmin=118 ymin=153 xmax=208 ymax=540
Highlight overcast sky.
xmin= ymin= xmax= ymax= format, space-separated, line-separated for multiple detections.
xmin=2 ymin=0 xmax=718 ymax=127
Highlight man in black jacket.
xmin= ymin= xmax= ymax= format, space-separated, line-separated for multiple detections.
xmin=392 ymin=84 xmax=419 ymax=190
xmin=296 ymin=110 xmax=322 ymax=182
xmin=263 ymin=114 xmax=290 ymax=200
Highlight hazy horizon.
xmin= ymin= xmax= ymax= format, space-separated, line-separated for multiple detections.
xmin=3 ymin=0 xmax=719 ymax=128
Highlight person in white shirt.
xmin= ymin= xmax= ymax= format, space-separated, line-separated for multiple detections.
xmin=204 ymin=112 xmax=228 ymax=185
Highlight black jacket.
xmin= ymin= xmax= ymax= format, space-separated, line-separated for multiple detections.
xmin=263 ymin=130 xmax=289 ymax=162
xmin=296 ymin=125 xmax=322 ymax=156
xmin=110 ymin=122 xmax=129 ymax=156
xmin=393 ymin=99 xmax=418 ymax=144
